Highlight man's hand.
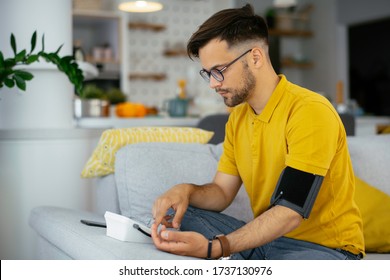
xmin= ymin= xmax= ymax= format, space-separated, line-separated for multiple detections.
xmin=151 ymin=224 xmax=209 ymax=258
xmin=152 ymin=184 xmax=194 ymax=229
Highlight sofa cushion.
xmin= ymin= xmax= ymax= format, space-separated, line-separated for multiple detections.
xmin=354 ymin=176 xmax=390 ymax=253
xmin=81 ymin=127 xmax=214 ymax=178
xmin=347 ymin=134 xmax=390 ymax=195
xmin=114 ymin=142 xmax=253 ymax=227
xmin=29 ymin=206 xmax=194 ymax=260
xmin=94 ymin=174 xmax=120 ymax=215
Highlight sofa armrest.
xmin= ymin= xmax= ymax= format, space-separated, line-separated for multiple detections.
xmin=29 ymin=206 xmax=195 ymax=260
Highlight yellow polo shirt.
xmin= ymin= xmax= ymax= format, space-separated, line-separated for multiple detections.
xmin=218 ymin=75 xmax=365 ymax=255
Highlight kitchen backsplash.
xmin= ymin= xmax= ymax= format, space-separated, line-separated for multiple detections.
xmin=122 ymin=0 xmax=232 ymax=113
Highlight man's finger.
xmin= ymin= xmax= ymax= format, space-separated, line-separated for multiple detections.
xmin=153 ymin=200 xmax=169 ymax=226
xmin=172 ymin=204 xmax=187 ymax=229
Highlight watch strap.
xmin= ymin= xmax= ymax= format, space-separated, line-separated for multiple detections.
xmin=213 ymin=234 xmax=231 ymax=258
xmin=206 ymin=238 xmax=213 ymax=260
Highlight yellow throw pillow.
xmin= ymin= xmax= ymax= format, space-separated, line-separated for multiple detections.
xmin=81 ymin=127 xmax=214 ymax=178
xmin=354 ymin=176 xmax=390 ymax=253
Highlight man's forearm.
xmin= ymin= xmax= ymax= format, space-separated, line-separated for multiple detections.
xmin=225 ymin=205 xmax=302 ymax=255
xmin=188 ymin=183 xmax=233 ymax=212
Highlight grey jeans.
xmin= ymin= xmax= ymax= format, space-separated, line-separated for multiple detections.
xmin=180 ymin=206 xmax=361 ymax=260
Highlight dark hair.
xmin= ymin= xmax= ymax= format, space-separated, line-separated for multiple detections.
xmin=187 ymin=4 xmax=269 ymax=59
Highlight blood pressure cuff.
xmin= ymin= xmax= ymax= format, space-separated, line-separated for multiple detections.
xmin=269 ymin=166 xmax=324 ymax=219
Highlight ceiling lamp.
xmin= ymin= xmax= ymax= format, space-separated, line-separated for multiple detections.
xmin=118 ymin=1 xmax=163 ymax=13
xmin=273 ymin=0 xmax=297 ymax=8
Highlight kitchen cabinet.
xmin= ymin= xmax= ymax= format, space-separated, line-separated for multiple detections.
xmin=72 ymin=9 xmax=122 ymax=90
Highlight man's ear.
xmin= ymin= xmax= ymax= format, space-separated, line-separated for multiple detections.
xmin=250 ymin=48 xmax=264 ymax=68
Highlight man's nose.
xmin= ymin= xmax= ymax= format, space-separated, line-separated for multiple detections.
xmin=209 ymin=75 xmax=222 ymax=89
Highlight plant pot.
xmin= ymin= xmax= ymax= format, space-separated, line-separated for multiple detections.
xmin=0 ymin=63 xmax=74 ymax=129
xmin=74 ymin=98 xmax=110 ymax=118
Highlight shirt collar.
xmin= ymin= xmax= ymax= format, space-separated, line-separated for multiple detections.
xmin=249 ymin=74 xmax=288 ymax=123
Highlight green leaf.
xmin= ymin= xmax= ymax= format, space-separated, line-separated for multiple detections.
xmin=15 ymin=49 xmax=27 ymax=62
xmin=26 ymin=54 xmax=39 ymax=64
xmin=30 ymin=31 xmax=37 ymax=54
xmin=4 ymin=58 xmax=16 ymax=68
xmin=0 ymin=51 xmax=4 ymax=68
xmin=38 ymin=52 xmax=49 ymax=62
xmin=47 ymin=53 xmax=60 ymax=64
xmin=4 ymin=78 xmax=15 ymax=88
xmin=61 ymin=55 xmax=73 ymax=63
xmin=14 ymin=70 xmax=33 ymax=81
xmin=1 ymin=67 xmax=14 ymax=77
xmin=41 ymin=34 xmax=45 ymax=52
xmin=54 ymin=44 xmax=63 ymax=55
xmin=57 ymin=62 xmax=65 ymax=72
xmin=13 ymin=74 xmax=26 ymax=91
xmin=10 ymin=33 xmax=17 ymax=55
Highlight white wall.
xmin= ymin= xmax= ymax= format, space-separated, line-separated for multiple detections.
xmin=0 ymin=131 xmax=102 ymax=259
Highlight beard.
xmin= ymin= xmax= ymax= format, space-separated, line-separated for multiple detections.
xmin=216 ymin=64 xmax=256 ymax=107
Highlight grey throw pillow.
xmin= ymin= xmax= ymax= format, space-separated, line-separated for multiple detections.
xmin=114 ymin=142 xmax=219 ymax=227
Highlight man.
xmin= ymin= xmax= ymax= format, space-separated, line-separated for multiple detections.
xmin=151 ymin=4 xmax=364 ymax=260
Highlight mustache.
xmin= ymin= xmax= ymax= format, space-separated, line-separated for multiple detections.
xmin=215 ymin=88 xmax=229 ymax=94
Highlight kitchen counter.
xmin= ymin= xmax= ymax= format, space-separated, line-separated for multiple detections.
xmin=75 ymin=116 xmax=201 ymax=129
xmin=0 ymin=128 xmax=104 ymax=140
xmin=356 ymin=116 xmax=390 ymax=136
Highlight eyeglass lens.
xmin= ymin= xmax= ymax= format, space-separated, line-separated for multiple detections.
xmin=199 ymin=49 xmax=252 ymax=83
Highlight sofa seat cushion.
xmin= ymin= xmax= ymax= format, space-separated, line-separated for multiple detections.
xmin=115 ymin=142 xmax=253 ymax=228
xmin=29 ymin=206 xmax=195 ymax=260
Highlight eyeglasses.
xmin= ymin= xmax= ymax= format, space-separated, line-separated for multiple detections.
xmin=199 ymin=49 xmax=252 ymax=83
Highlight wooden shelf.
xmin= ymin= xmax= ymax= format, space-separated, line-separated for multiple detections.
xmin=269 ymin=29 xmax=313 ymax=37
xmin=163 ymin=49 xmax=187 ymax=57
xmin=128 ymin=73 xmax=167 ymax=81
xmin=73 ymin=9 xmax=120 ymax=19
xmin=281 ymin=58 xmax=313 ymax=69
xmin=128 ymin=22 xmax=166 ymax=32
xmin=85 ymin=56 xmax=120 ymax=65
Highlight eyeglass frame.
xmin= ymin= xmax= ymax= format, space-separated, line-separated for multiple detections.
xmin=199 ymin=49 xmax=252 ymax=83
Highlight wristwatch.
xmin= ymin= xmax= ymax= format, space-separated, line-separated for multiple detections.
xmin=213 ymin=234 xmax=232 ymax=260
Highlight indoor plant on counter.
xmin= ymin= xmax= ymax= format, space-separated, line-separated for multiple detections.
xmin=0 ymin=31 xmax=84 ymax=129
xmin=74 ymin=84 xmax=110 ymax=118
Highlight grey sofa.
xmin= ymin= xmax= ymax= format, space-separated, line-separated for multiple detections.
xmin=29 ymin=134 xmax=390 ymax=260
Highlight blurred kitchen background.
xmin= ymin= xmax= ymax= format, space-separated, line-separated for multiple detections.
xmin=69 ymin=0 xmax=390 ymax=121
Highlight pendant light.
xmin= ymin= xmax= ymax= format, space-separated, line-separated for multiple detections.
xmin=273 ymin=0 xmax=297 ymax=8
xmin=118 ymin=1 xmax=163 ymax=13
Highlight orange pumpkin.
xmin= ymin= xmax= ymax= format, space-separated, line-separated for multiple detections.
xmin=134 ymin=103 xmax=147 ymax=117
xmin=116 ymin=102 xmax=147 ymax=118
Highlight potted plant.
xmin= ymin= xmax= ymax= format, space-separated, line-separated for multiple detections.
xmin=74 ymin=84 xmax=110 ymax=118
xmin=0 ymin=31 xmax=84 ymax=129
xmin=105 ymin=88 xmax=127 ymax=105
xmin=0 ymin=31 xmax=84 ymax=94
